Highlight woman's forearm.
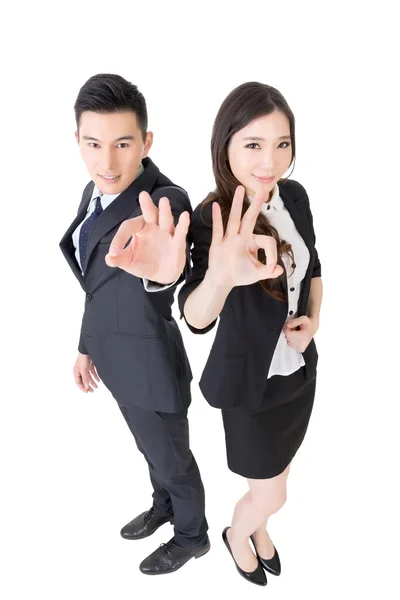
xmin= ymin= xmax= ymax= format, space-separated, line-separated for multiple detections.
xmin=183 ymin=269 xmax=233 ymax=330
xmin=306 ymin=277 xmax=323 ymax=324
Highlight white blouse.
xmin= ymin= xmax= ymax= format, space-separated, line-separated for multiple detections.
xmin=250 ymin=185 xmax=310 ymax=378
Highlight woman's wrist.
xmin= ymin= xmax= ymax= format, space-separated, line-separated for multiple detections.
xmin=204 ymin=267 xmax=234 ymax=294
xmin=309 ymin=315 xmax=320 ymax=336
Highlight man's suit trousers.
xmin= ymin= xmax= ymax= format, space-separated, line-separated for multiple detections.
xmin=118 ymin=402 xmax=208 ymax=547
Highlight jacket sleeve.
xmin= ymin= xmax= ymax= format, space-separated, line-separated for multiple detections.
xmin=298 ymin=184 xmax=322 ymax=278
xmin=177 ymin=202 xmax=218 ymax=334
xmin=78 ymin=319 xmax=89 ymax=355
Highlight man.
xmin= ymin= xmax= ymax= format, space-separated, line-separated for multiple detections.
xmin=59 ymin=74 xmax=209 ymax=575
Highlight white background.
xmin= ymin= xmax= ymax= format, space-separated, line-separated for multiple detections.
xmin=1 ymin=1 xmax=399 ymax=598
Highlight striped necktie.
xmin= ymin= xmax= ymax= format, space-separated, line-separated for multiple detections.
xmin=79 ymin=196 xmax=103 ymax=272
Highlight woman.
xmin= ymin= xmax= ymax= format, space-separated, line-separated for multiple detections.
xmin=178 ymin=82 xmax=323 ymax=586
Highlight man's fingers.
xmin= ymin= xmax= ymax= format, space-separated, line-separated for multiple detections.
xmin=226 ymin=186 xmax=245 ymax=237
xmin=139 ymin=191 xmax=158 ymax=224
xmin=81 ymin=371 xmax=91 ymax=391
xmin=106 ymin=234 xmax=137 ymax=268
xmin=158 ymin=197 xmax=175 ymax=234
xmin=89 ymin=364 xmax=101 ymax=382
xmin=74 ymin=374 xmax=87 ymax=392
xmin=108 ymin=216 xmax=144 ymax=258
xmin=74 ymin=371 xmax=89 ymax=392
xmin=211 ymin=202 xmax=224 ymax=245
xmin=173 ymin=211 xmax=190 ymax=247
xmin=87 ymin=372 xmax=98 ymax=389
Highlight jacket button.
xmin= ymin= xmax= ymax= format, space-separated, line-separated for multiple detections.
xmin=86 ymin=293 xmax=92 ymax=300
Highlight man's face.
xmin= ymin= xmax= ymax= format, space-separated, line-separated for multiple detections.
xmin=76 ymin=111 xmax=153 ymax=194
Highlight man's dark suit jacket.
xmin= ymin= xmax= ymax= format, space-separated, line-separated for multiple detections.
xmin=178 ymin=179 xmax=322 ymax=410
xmin=60 ymin=158 xmax=193 ymax=412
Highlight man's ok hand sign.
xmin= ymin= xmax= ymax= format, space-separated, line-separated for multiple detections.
xmin=105 ymin=191 xmax=190 ymax=284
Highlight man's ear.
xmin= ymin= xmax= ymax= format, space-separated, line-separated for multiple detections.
xmin=143 ymin=131 xmax=153 ymax=158
xmin=75 ymin=130 xmax=79 ymax=144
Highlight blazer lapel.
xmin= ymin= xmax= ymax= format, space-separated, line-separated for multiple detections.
xmin=83 ymin=158 xmax=160 ymax=277
xmin=278 ymin=180 xmax=316 ymax=315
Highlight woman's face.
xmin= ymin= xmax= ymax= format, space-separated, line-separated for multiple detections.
xmin=227 ymin=110 xmax=292 ymax=199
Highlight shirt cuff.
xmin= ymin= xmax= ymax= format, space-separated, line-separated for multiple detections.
xmin=142 ymin=277 xmax=180 ymax=292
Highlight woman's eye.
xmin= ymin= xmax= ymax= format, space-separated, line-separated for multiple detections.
xmin=89 ymin=143 xmax=99 ymax=148
xmin=245 ymin=143 xmax=260 ymax=149
xmin=278 ymin=142 xmax=291 ymax=148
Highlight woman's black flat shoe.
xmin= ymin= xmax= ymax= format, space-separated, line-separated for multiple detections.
xmin=250 ymin=535 xmax=281 ymax=576
xmin=222 ymin=527 xmax=267 ymax=586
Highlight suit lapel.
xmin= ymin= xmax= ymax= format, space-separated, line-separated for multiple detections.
xmin=59 ymin=182 xmax=94 ymax=289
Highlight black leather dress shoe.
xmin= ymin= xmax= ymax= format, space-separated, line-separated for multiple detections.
xmin=250 ymin=535 xmax=281 ymax=576
xmin=120 ymin=507 xmax=173 ymax=540
xmin=139 ymin=536 xmax=210 ymax=575
xmin=222 ymin=527 xmax=267 ymax=586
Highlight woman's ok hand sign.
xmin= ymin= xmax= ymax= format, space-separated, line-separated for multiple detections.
xmin=208 ymin=186 xmax=284 ymax=288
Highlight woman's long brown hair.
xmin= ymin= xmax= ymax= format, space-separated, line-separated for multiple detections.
xmin=201 ymin=82 xmax=296 ymax=301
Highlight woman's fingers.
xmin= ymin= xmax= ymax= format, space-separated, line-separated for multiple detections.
xmin=211 ymin=202 xmax=224 ymax=244
xmin=226 ymin=186 xmax=245 ymax=237
xmin=253 ymin=234 xmax=278 ymax=267
xmin=253 ymin=234 xmax=284 ymax=279
xmin=239 ymin=189 xmax=267 ymax=237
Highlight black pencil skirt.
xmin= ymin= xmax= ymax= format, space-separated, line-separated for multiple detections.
xmin=221 ymin=366 xmax=316 ymax=479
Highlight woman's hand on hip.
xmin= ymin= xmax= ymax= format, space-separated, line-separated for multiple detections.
xmin=283 ymin=316 xmax=319 ymax=352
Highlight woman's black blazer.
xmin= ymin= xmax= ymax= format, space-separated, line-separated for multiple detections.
xmin=178 ymin=179 xmax=322 ymax=410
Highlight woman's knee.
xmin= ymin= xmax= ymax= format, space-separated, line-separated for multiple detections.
xmin=248 ymin=478 xmax=287 ymax=514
